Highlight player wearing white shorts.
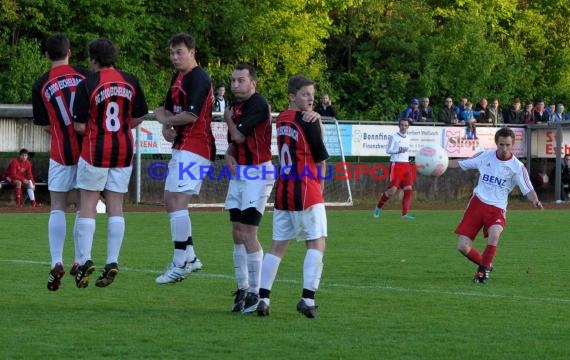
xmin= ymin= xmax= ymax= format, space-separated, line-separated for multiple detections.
xmin=154 ymin=33 xmax=216 ymax=284
xmin=32 ymin=34 xmax=90 ymax=291
xmin=257 ymin=75 xmax=328 ymax=319
xmin=72 ymin=38 xmax=148 ymax=289
xmin=224 ymin=64 xmax=274 ymax=314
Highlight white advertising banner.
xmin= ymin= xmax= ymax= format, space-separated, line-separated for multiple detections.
xmin=533 ymin=128 xmax=570 ymax=158
xmin=135 ymin=120 xmax=532 ymax=159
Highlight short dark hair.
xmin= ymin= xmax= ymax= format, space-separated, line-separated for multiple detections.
xmin=169 ymin=33 xmax=195 ymax=49
xmin=399 ymin=118 xmax=411 ymax=126
xmin=88 ymin=38 xmax=118 ymax=67
xmin=19 ymin=148 xmax=29 ymax=155
xmin=45 ymin=34 xmax=70 ymax=61
xmin=495 ymin=127 xmax=515 ymax=143
xmin=234 ymin=64 xmax=257 ymax=81
xmin=287 ymin=75 xmax=315 ymax=95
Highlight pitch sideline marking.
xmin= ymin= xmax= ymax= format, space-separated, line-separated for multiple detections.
xmin=2 ymin=258 xmax=569 ymax=304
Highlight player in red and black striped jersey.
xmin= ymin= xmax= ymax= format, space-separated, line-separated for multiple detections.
xmin=32 ymin=34 xmax=91 ymax=291
xmin=72 ymin=38 xmax=148 ymax=288
xmin=224 ymin=64 xmax=275 ymax=313
xmin=153 ymin=33 xmax=215 ymax=284
xmin=257 ymin=75 xmax=328 ymax=318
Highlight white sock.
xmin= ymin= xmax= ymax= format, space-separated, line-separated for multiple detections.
xmin=303 ymin=249 xmax=324 ymax=292
xmin=233 ymin=244 xmax=248 ymax=290
xmin=247 ymin=250 xmax=264 ymax=294
xmin=76 ymin=217 xmax=96 ymax=264
xmin=185 ymin=213 xmax=197 ymax=261
xmin=73 ymin=211 xmax=80 ymax=263
xmin=106 ymin=216 xmax=125 ymax=264
xmin=48 ymin=210 xmax=66 ymax=267
xmin=27 ymin=187 xmax=35 ymax=201
xmin=169 ymin=210 xmax=189 ymax=267
xmin=302 ymin=298 xmax=316 ymax=307
xmin=260 ymin=253 xmax=281 ymax=292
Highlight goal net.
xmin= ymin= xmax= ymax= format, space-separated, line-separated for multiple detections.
xmin=132 ymin=115 xmax=353 ymax=207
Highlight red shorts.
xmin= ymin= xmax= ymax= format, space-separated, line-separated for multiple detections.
xmin=388 ymin=162 xmax=413 ymax=188
xmin=455 ymin=195 xmax=506 ymax=240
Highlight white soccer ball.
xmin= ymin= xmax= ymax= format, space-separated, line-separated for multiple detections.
xmin=415 ymin=145 xmax=449 ymax=177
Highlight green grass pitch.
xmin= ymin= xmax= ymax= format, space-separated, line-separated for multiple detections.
xmin=1 ymin=209 xmax=569 ymax=359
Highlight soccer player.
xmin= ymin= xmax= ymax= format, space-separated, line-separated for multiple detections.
xmin=2 ymin=149 xmax=37 ymax=208
xmin=373 ymin=117 xmax=415 ymax=219
xmin=225 ymin=64 xmax=274 ymax=314
xmin=31 ymin=34 xmax=90 ymax=291
xmin=154 ymin=33 xmax=215 ymax=284
xmin=72 ymin=38 xmax=148 ymax=288
xmin=448 ymin=127 xmax=543 ymax=284
xmin=257 ymin=75 xmax=328 ymax=319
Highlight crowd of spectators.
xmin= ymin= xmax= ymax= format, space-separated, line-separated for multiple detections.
xmin=399 ymin=96 xmax=570 ymax=126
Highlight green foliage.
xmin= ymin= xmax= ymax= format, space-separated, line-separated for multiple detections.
xmin=2 ymin=0 xmax=570 ymax=118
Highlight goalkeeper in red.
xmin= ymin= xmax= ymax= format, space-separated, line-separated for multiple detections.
xmin=448 ymin=127 xmax=543 ymax=284
xmin=257 ymin=75 xmax=328 ymax=319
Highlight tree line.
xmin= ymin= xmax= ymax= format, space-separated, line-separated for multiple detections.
xmin=1 ymin=0 xmax=570 ymax=121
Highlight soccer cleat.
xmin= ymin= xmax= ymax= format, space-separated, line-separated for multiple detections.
xmin=47 ymin=262 xmax=65 ymax=291
xmin=473 ymin=265 xmax=491 ymax=284
xmin=75 ymin=260 xmax=96 ymax=288
xmin=95 ymin=262 xmax=119 ymax=288
xmin=232 ymin=288 xmax=247 ymax=312
xmin=296 ymin=299 xmax=318 ymax=319
xmin=69 ymin=262 xmax=80 ymax=277
xmin=184 ymin=257 xmax=203 ymax=275
xmin=257 ymin=299 xmax=271 ymax=317
xmin=373 ymin=207 xmax=382 ymax=218
xmin=401 ymin=213 xmax=415 ymax=220
xmin=241 ymin=292 xmax=259 ymax=314
xmin=155 ymin=263 xmax=188 ymax=284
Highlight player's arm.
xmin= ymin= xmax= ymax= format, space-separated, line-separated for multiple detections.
xmin=525 ymin=190 xmax=543 ymax=209
xmin=317 ymin=160 xmax=326 ymax=193
xmin=225 ymin=143 xmax=238 ymax=176
xmin=225 ymin=106 xmax=246 ymax=144
xmin=156 ymin=110 xmax=197 ymax=127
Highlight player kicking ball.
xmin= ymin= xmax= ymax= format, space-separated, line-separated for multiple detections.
xmin=448 ymin=127 xmax=543 ymax=284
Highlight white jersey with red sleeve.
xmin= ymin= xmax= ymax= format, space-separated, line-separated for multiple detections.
xmin=459 ymin=150 xmax=534 ymax=210
xmin=385 ymin=131 xmax=410 ymax=163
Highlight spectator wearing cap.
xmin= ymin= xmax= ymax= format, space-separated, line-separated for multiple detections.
xmin=400 ymin=98 xmax=421 ymax=123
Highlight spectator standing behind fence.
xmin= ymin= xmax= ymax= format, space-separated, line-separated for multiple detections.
xmin=522 ymin=101 xmax=535 ymax=124
xmin=476 ymin=97 xmax=492 ymax=124
xmin=2 ymin=149 xmax=37 ymax=207
xmin=461 ymin=102 xmax=479 ymax=139
xmin=419 ymin=96 xmax=434 ymax=122
xmin=32 ymin=33 xmax=91 ymax=291
xmin=315 ymin=93 xmax=337 ymax=118
xmin=400 ymin=98 xmax=421 ymax=123
xmin=213 ymin=84 xmax=228 ymax=114
xmin=489 ymin=98 xmax=503 ymax=125
xmin=154 ymin=33 xmax=215 ymax=284
xmin=549 ymin=103 xmax=565 ymax=123
xmin=456 ymin=97 xmax=468 ymax=122
xmin=439 ymin=97 xmax=458 ymax=124
xmin=72 ymin=38 xmax=148 ymax=289
xmin=504 ymin=98 xmax=522 ymax=124
xmin=533 ymin=99 xmax=549 ymax=124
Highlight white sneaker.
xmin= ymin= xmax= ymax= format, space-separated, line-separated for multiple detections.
xmin=185 ymin=257 xmax=203 ymax=274
xmin=155 ymin=263 xmax=188 ymax=284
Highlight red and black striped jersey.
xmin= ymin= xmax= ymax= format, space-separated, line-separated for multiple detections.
xmin=32 ymin=64 xmax=90 ymax=165
xmin=164 ymin=67 xmax=216 ymax=160
xmin=274 ymin=109 xmax=329 ymax=210
xmin=229 ymin=93 xmax=272 ymax=165
xmin=73 ymin=68 xmax=148 ymax=168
